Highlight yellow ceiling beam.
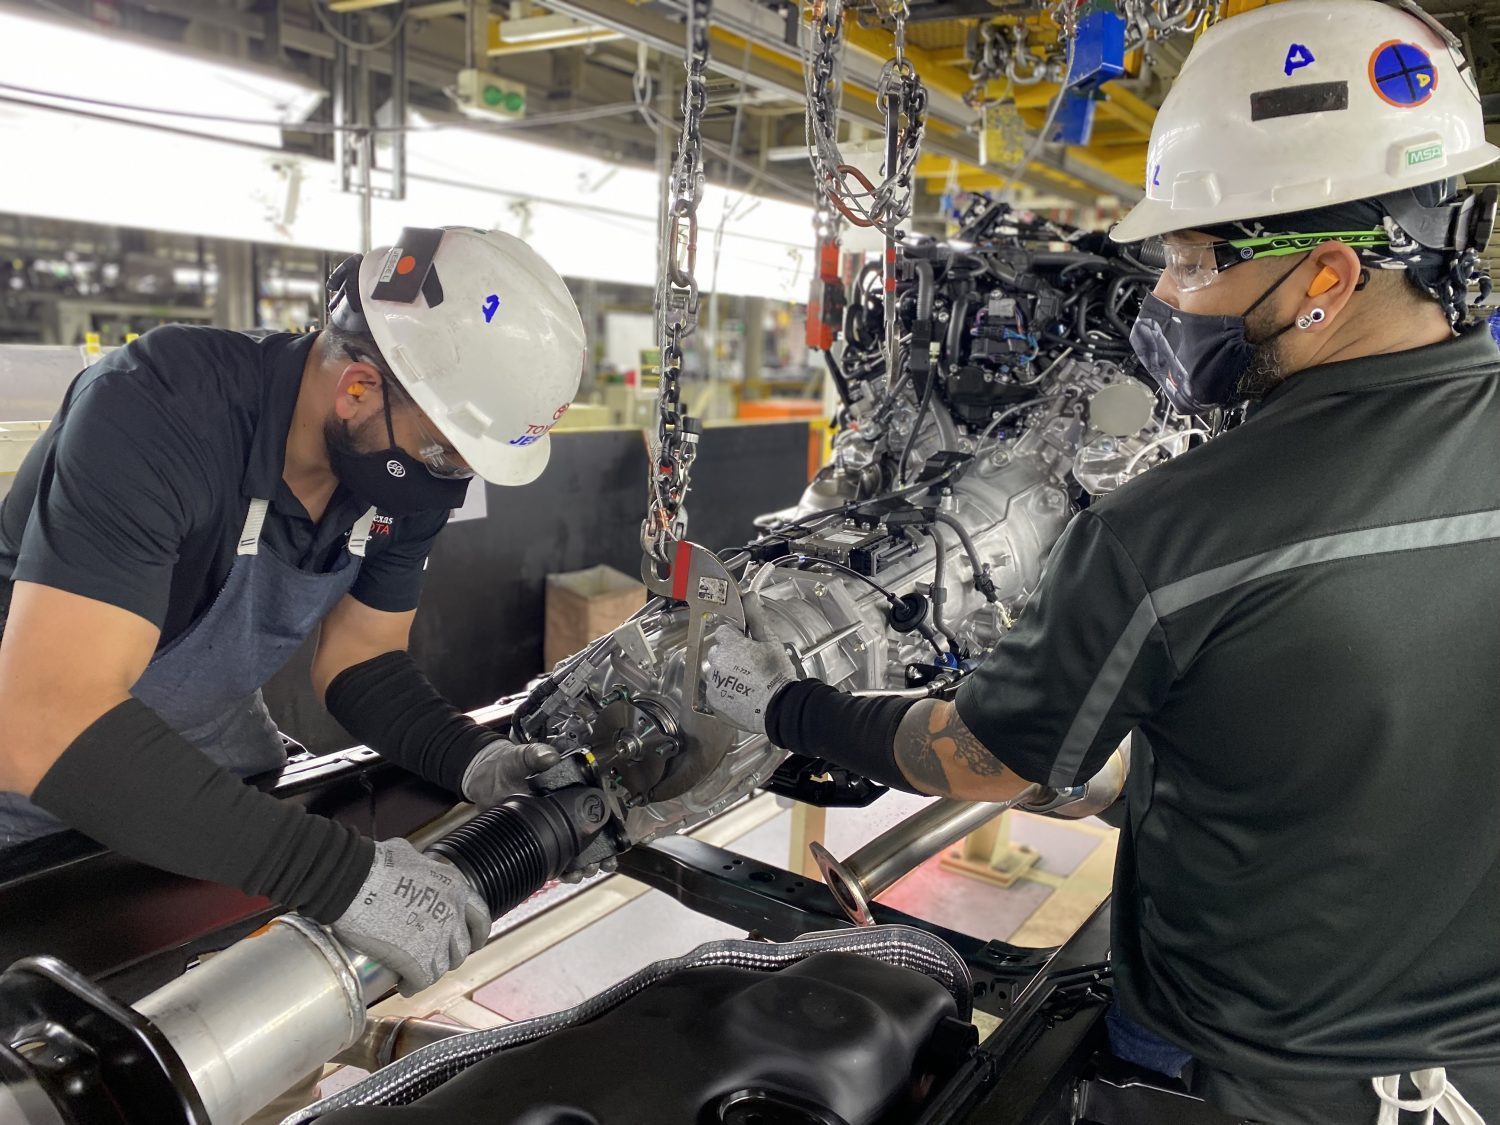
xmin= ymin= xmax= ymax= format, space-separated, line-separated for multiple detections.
xmin=914 ymin=154 xmax=958 ymax=179
xmin=1096 ymin=87 xmax=1156 ymax=135
xmin=926 ymin=45 xmax=972 ymax=67
xmin=1066 ymin=143 xmax=1148 ymax=186
xmin=841 ymin=17 xmax=978 ymax=103
xmin=488 ymin=25 xmax=622 ymax=54
xmin=915 ymin=154 xmax=1093 ymax=198
xmin=326 ymin=0 xmax=401 ymax=10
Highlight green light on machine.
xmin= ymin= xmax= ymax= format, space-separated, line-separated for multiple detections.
xmin=482 ymin=84 xmax=525 ymax=114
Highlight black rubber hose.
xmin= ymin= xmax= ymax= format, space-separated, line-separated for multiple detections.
xmin=944 ymin=292 xmax=972 ymax=373
xmin=428 ymin=794 xmax=580 ymax=919
xmin=913 ymin=259 xmax=935 ymax=322
xmin=823 ymin=348 xmax=852 ymax=406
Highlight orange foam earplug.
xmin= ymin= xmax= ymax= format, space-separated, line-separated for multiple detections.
xmin=348 ymin=383 xmax=366 ymax=398
xmin=1307 ymin=266 xmax=1339 ymax=298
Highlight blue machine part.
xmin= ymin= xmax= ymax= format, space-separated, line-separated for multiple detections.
xmin=1050 ymin=89 xmax=1098 ymax=146
xmin=1066 ymin=7 xmax=1126 ymax=91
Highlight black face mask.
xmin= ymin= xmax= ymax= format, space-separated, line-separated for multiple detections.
xmin=326 ymin=395 xmax=471 ymax=516
xmin=1129 ymin=258 xmax=1305 ymax=415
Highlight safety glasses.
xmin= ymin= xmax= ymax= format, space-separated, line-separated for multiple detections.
xmin=1142 ymin=230 xmax=1392 ymax=293
xmin=345 ymin=345 xmax=474 ymax=480
xmin=405 ymin=410 xmax=474 ymax=480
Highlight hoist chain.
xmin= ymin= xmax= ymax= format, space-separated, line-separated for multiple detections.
xmin=962 ymin=0 xmax=1220 ymax=107
xmin=802 ymin=0 xmax=925 ymax=233
xmin=644 ymin=0 xmax=712 ymax=562
xmin=802 ymin=0 xmax=926 ymax=417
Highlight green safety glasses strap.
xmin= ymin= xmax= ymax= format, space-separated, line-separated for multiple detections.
xmin=1144 ymin=229 xmax=1392 ymax=292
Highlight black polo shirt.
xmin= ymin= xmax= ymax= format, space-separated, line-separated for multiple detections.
xmin=0 ymin=326 xmax=449 ymax=647
xmin=956 ymin=328 xmax=1500 ymax=1087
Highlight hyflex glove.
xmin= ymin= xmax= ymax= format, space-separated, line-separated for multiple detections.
xmin=330 ymin=838 xmax=490 ymax=997
xmin=703 ymin=624 xmax=798 ymax=735
xmin=460 ymin=738 xmax=560 ymax=808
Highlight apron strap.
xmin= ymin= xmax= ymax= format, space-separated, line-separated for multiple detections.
xmin=1373 ymin=1070 xmax=1487 ymax=1125
xmin=236 ymin=498 xmax=271 ymax=556
xmin=347 ymin=507 xmax=379 ymax=559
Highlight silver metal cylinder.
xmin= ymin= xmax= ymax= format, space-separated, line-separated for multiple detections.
xmin=334 ymin=1015 xmax=467 ymax=1073
xmin=133 ymin=916 xmax=386 ymax=1125
xmin=811 ymin=790 xmax=1037 ymax=926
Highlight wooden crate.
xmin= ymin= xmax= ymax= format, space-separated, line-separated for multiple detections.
xmin=543 ymin=565 xmax=647 ymax=672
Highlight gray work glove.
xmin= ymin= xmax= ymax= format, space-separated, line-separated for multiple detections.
xmin=460 ymin=738 xmax=561 ymax=809
xmin=703 ymin=624 xmax=798 ymax=736
xmin=330 ymin=838 xmax=490 ymax=997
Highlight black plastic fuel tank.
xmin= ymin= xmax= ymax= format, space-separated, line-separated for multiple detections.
xmin=318 ymin=951 xmax=973 ymax=1125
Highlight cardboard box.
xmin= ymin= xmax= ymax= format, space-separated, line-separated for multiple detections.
xmin=544 ymin=564 xmax=647 ymax=672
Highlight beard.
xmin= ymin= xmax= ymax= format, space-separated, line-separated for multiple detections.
xmin=1235 ymin=305 xmax=1288 ymax=401
xmin=323 ymin=411 xmax=386 ymax=462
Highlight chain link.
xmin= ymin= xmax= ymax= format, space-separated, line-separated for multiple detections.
xmin=644 ymin=0 xmax=712 ymax=562
xmin=802 ymin=0 xmax=926 ymax=233
xmin=962 ymin=0 xmax=1221 ymax=109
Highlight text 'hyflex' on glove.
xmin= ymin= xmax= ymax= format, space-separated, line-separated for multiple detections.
xmin=703 ymin=624 xmax=797 ymax=735
xmin=330 ymin=837 xmax=490 ymax=996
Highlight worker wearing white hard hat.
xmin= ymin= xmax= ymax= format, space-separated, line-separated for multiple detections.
xmin=703 ymin=3 xmax=1500 ymax=1124
xmin=1111 ymin=0 xmax=1499 ymax=417
xmin=1099 ymin=3 xmax=1500 ymax=1120
xmin=0 ymin=226 xmax=583 ymax=1001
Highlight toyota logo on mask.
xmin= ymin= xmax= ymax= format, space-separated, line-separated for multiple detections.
xmin=386 ymin=459 xmax=406 ymax=478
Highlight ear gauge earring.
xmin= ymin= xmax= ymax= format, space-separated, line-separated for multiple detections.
xmin=1295 ymin=308 xmax=1326 ymax=330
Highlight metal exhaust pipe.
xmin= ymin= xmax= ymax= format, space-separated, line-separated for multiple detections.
xmin=809 ymin=787 xmax=1039 ymax=926
xmin=129 ymin=787 xmax=609 ymax=1124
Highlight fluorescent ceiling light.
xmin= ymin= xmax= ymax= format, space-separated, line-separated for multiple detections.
xmin=0 ymin=7 xmax=325 ymax=146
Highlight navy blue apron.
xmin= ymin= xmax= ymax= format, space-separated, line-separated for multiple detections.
xmin=0 ymin=498 xmax=377 ymax=847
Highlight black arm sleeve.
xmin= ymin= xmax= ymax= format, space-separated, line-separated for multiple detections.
xmin=765 ymin=680 xmax=920 ymax=793
xmin=324 ymin=651 xmax=496 ymax=795
xmin=31 ymin=699 xmax=373 ymax=923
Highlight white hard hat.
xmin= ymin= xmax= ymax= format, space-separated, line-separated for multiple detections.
xmin=351 ymin=227 xmax=586 ymax=486
xmin=1111 ymin=0 xmax=1500 ymax=244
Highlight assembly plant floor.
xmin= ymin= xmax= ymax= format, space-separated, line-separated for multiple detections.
xmin=319 ymin=799 xmax=1120 ymax=1099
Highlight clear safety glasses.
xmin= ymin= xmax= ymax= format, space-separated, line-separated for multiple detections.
xmin=406 ymin=411 xmax=474 ymax=480
xmin=1142 ymin=230 xmax=1392 ymax=293
xmin=346 ymin=346 xmax=474 ymax=480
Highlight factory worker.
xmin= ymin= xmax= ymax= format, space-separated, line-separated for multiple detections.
xmin=703 ymin=3 xmax=1500 ymax=1122
xmin=0 ymin=227 xmax=583 ymax=997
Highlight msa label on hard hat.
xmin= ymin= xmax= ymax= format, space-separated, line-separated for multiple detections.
xmin=1369 ymin=41 xmax=1438 ymax=107
xmin=1404 ymin=141 xmax=1446 ymax=167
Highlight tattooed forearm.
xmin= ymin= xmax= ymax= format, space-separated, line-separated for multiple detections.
xmin=891 ymin=699 xmax=1032 ymax=801
xmin=893 ymin=699 xmax=951 ymax=793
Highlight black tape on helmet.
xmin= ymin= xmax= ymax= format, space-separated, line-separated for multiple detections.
xmin=326 ymin=253 xmax=369 ymax=334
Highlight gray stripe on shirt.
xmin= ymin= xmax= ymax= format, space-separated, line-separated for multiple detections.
xmin=1046 ymin=508 xmax=1500 ymax=787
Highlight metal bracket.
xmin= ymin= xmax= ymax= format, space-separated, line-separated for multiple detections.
xmin=640 ymin=541 xmax=746 ymax=800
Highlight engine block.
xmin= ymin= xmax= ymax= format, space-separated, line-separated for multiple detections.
xmin=515 ymin=201 xmax=1183 ymax=863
